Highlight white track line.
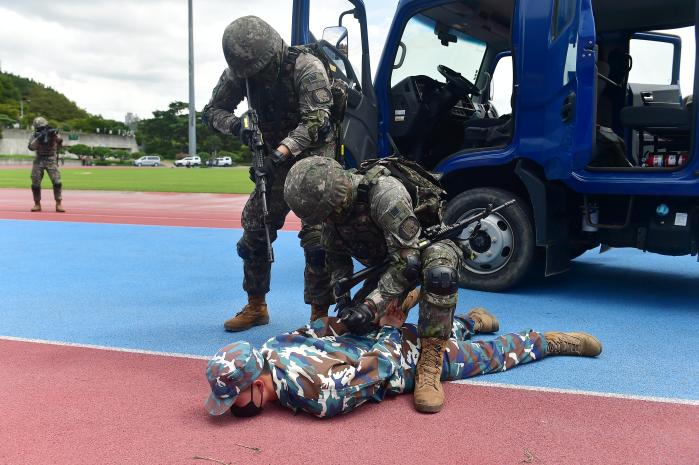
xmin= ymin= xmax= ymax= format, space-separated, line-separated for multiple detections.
xmin=0 ymin=335 xmax=209 ymax=360
xmin=452 ymin=379 xmax=699 ymax=406
xmin=3 ymin=335 xmax=698 ymax=406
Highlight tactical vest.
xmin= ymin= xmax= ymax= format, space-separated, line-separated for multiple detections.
xmin=331 ymin=199 xmax=388 ymax=267
xmin=32 ymin=135 xmax=60 ymax=159
xmin=254 ymin=45 xmax=347 ymax=155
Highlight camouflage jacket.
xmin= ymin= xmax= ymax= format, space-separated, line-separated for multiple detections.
xmin=322 ymin=171 xmax=422 ymax=315
xmin=202 ymin=49 xmax=334 ymax=156
xmin=260 ymin=317 xmax=419 ymax=418
xmin=28 ymin=133 xmax=62 ymax=159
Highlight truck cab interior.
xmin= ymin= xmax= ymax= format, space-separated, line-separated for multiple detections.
xmin=388 ymin=0 xmax=515 ymax=170
xmin=589 ymin=0 xmax=696 ymax=171
xmin=384 ymin=0 xmax=696 ymax=172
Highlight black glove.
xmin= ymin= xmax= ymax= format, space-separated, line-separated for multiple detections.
xmin=249 ymin=149 xmax=287 ymax=184
xmin=338 ymin=302 xmax=376 ymax=334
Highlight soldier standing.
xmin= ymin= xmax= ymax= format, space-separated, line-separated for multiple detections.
xmin=28 ymin=116 xmax=65 ymax=213
xmin=202 ymin=16 xmax=339 ymax=330
xmin=204 ymin=309 xmax=602 ymax=418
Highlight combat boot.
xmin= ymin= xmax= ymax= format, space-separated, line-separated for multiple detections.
xmin=401 ymin=288 xmax=421 ymax=312
xmin=55 ymin=201 xmax=65 ymax=213
xmin=31 ymin=202 xmax=42 ymax=212
xmin=310 ymin=303 xmax=329 ymax=322
xmin=224 ymin=295 xmax=269 ymax=332
xmin=466 ymin=307 xmax=499 ymax=333
xmin=414 ymin=337 xmax=447 ymax=413
xmin=544 ymin=332 xmax=602 ymax=357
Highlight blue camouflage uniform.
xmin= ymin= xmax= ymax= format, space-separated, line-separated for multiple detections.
xmin=260 ymin=316 xmax=547 ymax=418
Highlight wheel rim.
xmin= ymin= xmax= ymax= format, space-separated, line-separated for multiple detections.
xmin=457 ymin=208 xmax=515 ymax=275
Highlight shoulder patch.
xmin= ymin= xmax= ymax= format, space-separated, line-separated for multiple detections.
xmin=305 ymin=79 xmax=327 ymax=92
xmin=312 ymin=88 xmax=332 ymax=104
xmin=398 ymin=216 xmax=420 ymax=240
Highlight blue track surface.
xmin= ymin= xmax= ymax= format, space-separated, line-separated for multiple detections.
xmin=1 ymin=219 xmax=698 ymax=400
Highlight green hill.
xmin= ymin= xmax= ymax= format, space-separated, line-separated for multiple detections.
xmin=0 ymin=72 xmax=125 ymax=132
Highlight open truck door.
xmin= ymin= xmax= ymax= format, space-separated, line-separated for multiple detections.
xmin=291 ymin=0 xmax=378 ymax=167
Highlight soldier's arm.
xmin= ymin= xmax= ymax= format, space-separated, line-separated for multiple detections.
xmin=56 ymin=135 xmax=63 ymax=150
xmin=366 ymin=177 xmax=422 ymax=316
xmin=201 ymin=69 xmax=245 ymax=135
xmin=28 ymin=134 xmax=38 ymax=151
xmin=279 ymin=54 xmax=333 ymax=157
xmin=322 ymin=225 xmax=354 ymax=300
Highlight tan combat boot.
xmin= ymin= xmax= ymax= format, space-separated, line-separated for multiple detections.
xmin=224 ymin=295 xmax=269 ymax=332
xmin=310 ymin=303 xmax=329 ymax=322
xmin=414 ymin=337 xmax=448 ymax=413
xmin=55 ymin=201 xmax=65 ymax=213
xmin=466 ymin=307 xmax=499 ymax=333
xmin=31 ymin=202 xmax=42 ymax=212
xmin=545 ymin=332 xmax=602 ymax=357
xmin=401 ymin=288 xmax=421 ymax=313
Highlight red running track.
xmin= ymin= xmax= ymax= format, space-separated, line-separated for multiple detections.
xmin=1 ymin=338 xmax=697 ymax=465
xmin=0 ymin=188 xmax=302 ymax=230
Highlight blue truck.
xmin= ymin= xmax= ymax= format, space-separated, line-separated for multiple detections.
xmin=291 ymin=0 xmax=698 ymax=291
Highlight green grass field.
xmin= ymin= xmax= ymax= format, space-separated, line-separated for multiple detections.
xmin=0 ymin=166 xmax=254 ymax=194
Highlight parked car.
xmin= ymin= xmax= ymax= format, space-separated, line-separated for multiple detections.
xmin=174 ymin=156 xmax=201 ymax=167
xmin=212 ymin=156 xmax=233 ymax=167
xmin=133 ymin=156 xmax=161 ymax=167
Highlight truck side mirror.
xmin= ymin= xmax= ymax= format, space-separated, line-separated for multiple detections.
xmin=322 ymin=26 xmax=349 ymax=57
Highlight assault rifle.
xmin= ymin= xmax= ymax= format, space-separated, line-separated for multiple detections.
xmin=334 ymin=200 xmax=516 ymax=312
xmin=33 ymin=126 xmax=58 ymax=145
xmin=244 ymin=79 xmax=274 ymax=263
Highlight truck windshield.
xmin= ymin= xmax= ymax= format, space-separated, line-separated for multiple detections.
xmin=391 ymin=14 xmax=486 ymax=86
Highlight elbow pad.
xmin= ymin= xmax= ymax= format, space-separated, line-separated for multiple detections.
xmin=402 ymin=250 xmax=421 ymax=284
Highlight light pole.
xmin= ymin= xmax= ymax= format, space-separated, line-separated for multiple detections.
xmin=187 ymin=0 xmax=196 ymax=158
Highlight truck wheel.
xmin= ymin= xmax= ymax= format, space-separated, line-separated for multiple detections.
xmin=443 ymin=187 xmax=535 ymax=292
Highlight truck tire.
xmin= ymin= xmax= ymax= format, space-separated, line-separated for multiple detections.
xmin=443 ymin=187 xmax=535 ymax=292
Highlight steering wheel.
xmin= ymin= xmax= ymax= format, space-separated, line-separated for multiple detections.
xmin=438 ymin=64 xmax=480 ymax=96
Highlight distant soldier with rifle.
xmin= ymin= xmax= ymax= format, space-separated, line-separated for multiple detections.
xmin=284 ymin=155 xmax=520 ymax=413
xmin=202 ymin=16 xmax=344 ymax=330
xmin=28 ymin=116 xmax=65 ymax=213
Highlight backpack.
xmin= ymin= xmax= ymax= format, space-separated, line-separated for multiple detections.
xmin=356 ymin=157 xmax=446 ymax=227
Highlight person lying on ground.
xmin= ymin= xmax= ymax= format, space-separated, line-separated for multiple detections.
xmin=204 ymin=305 xmax=602 ymax=418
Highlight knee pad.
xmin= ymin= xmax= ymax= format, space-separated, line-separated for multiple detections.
xmin=305 ymin=246 xmax=326 ymax=266
xmin=402 ymin=250 xmax=421 ymax=284
xmin=31 ymin=184 xmax=41 ymax=190
xmin=53 ymin=182 xmax=62 ymax=189
xmin=423 ymin=265 xmax=458 ymax=296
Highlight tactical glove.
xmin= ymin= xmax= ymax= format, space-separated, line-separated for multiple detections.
xmin=338 ymin=302 xmax=376 ymax=334
xmin=248 ymin=149 xmax=287 ymax=184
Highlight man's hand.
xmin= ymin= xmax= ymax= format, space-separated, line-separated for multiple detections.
xmin=379 ymin=299 xmax=407 ymax=328
xmin=338 ymin=302 xmax=376 ymax=334
xmin=249 ymin=149 xmax=288 ymax=184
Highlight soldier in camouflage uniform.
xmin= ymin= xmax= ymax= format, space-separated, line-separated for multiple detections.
xmin=205 ymin=307 xmax=602 ymax=418
xmin=283 ymin=156 xmax=468 ymax=413
xmin=28 ymin=116 xmax=65 ymax=213
xmin=202 ymin=16 xmax=338 ymax=331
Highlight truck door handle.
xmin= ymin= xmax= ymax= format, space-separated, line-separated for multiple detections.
xmin=561 ymin=92 xmax=576 ymax=123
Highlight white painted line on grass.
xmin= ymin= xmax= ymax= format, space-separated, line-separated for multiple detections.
xmin=452 ymin=379 xmax=699 ymax=406
xmin=0 ymin=335 xmax=209 ymax=360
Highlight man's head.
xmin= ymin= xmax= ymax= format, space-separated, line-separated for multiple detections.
xmin=205 ymin=341 xmax=265 ymax=416
xmin=284 ymin=156 xmax=354 ymax=224
xmin=222 ymin=16 xmax=285 ymax=81
xmin=33 ymin=116 xmax=48 ymax=130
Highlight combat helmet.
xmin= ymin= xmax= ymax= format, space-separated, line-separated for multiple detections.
xmin=222 ymin=16 xmax=285 ymax=79
xmin=284 ymin=156 xmax=354 ymax=224
xmin=32 ymin=116 xmax=48 ymax=129
xmin=204 ymin=341 xmax=265 ymax=415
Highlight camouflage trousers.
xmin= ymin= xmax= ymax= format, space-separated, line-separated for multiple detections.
xmin=237 ymin=149 xmax=335 ymax=306
xmin=417 ymin=239 xmax=462 ymax=340
xmin=400 ymin=317 xmax=546 ymax=392
xmin=30 ymin=157 xmax=62 ymax=202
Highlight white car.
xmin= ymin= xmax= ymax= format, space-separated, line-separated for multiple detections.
xmin=133 ymin=155 xmax=161 ymax=167
xmin=213 ymin=156 xmax=233 ymax=167
xmin=175 ymin=156 xmax=201 ymax=167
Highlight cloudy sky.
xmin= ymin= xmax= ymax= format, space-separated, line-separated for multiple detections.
xmin=0 ymin=0 xmax=694 ymax=122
